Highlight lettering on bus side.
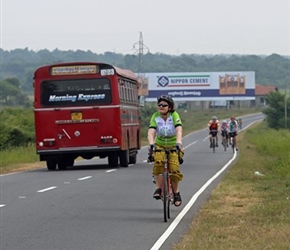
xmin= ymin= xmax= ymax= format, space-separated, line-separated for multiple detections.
xmin=48 ymin=94 xmax=105 ymax=102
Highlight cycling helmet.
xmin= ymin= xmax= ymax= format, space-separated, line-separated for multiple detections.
xmin=222 ymin=120 xmax=227 ymax=123
xmin=212 ymin=116 xmax=217 ymax=120
xmin=157 ymin=95 xmax=175 ymax=110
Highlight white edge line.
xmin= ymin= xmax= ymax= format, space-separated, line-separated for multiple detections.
xmin=0 ymin=172 xmax=19 ymax=177
xmin=0 ymin=204 xmax=6 ymax=208
xmin=37 ymin=186 xmax=57 ymax=193
xmin=150 ymin=120 xmax=265 ymax=249
xmin=150 ymin=151 xmax=237 ymax=250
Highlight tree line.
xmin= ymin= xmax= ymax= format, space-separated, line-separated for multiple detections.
xmin=0 ymin=48 xmax=289 ymax=150
xmin=1 ymin=48 xmax=290 ymax=96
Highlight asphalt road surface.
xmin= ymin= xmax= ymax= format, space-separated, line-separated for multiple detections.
xmin=0 ymin=113 xmax=264 ymax=250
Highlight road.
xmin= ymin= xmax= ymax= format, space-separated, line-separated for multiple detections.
xmin=0 ymin=113 xmax=264 ymax=250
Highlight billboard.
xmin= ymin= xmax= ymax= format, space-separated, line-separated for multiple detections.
xmin=144 ymin=71 xmax=255 ymax=101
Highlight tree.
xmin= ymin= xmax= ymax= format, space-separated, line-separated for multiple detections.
xmin=0 ymin=78 xmax=30 ymax=106
xmin=263 ymin=91 xmax=290 ymax=129
xmin=0 ymin=79 xmax=20 ymax=104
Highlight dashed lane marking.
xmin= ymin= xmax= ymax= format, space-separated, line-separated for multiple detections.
xmin=78 ymin=176 xmax=92 ymax=180
xmin=37 ymin=186 xmax=57 ymax=193
xmin=106 ymin=169 xmax=117 ymax=173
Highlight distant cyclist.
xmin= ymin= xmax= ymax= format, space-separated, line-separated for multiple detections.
xmin=220 ymin=119 xmax=229 ymax=147
xmin=147 ymin=95 xmax=184 ymax=207
xmin=228 ymin=116 xmax=239 ymax=151
xmin=208 ymin=116 xmax=220 ymax=148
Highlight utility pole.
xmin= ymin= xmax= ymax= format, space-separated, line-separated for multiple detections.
xmin=133 ymin=32 xmax=149 ymax=106
xmin=133 ymin=31 xmax=149 ymax=76
xmin=285 ymin=85 xmax=288 ymax=129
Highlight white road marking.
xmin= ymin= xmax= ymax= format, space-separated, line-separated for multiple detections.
xmin=184 ymin=140 xmax=197 ymax=149
xmin=18 ymin=196 xmax=26 ymax=199
xmin=78 ymin=176 xmax=92 ymax=180
xmin=150 ymin=151 xmax=237 ymax=250
xmin=106 ymin=169 xmax=117 ymax=173
xmin=37 ymin=186 xmax=57 ymax=193
xmin=0 ymin=204 xmax=6 ymax=208
xmin=203 ymin=135 xmax=210 ymax=141
xmin=0 ymin=172 xmax=18 ymax=177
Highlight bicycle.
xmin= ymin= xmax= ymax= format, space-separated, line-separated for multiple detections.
xmin=221 ymin=131 xmax=228 ymax=151
xmin=210 ymin=130 xmax=218 ymax=153
xmin=148 ymin=147 xmax=180 ymax=222
xmin=228 ymin=132 xmax=236 ymax=153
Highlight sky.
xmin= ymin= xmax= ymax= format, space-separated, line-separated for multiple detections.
xmin=0 ymin=0 xmax=290 ymax=56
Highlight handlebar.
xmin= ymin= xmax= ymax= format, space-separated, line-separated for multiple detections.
xmin=147 ymin=147 xmax=183 ymax=164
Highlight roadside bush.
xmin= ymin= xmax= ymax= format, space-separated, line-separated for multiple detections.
xmin=0 ymin=107 xmax=35 ymax=150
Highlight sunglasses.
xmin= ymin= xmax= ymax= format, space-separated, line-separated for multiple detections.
xmin=158 ymin=104 xmax=168 ymax=107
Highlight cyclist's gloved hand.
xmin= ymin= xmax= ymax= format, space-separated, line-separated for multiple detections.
xmin=176 ymin=143 xmax=182 ymax=151
xmin=147 ymin=144 xmax=155 ymax=163
xmin=148 ymin=144 xmax=155 ymax=153
xmin=176 ymin=143 xmax=184 ymax=164
xmin=147 ymin=154 xmax=154 ymax=163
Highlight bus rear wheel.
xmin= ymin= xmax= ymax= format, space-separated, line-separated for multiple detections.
xmin=58 ymin=159 xmax=67 ymax=170
xmin=119 ymin=149 xmax=129 ymax=167
xmin=47 ymin=159 xmax=57 ymax=171
xmin=120 ymin=137 xmax=130 ymax=167
xmin=108 ymin=153 xmax=118 ymax=168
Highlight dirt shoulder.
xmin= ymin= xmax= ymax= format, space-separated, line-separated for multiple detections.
xmin=1 ymin=162 xmax=45 ymax=175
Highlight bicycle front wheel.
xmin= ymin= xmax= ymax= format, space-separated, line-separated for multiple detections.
xmin=163 ymin=172 xmax=169 ymax=222
xmin=167 ymin=176 xmax=171 ymax=220
xmin=232 ymin=137 xmax=235 ymax=153
xmin=223 ymin=137 xmax=227 ymax=151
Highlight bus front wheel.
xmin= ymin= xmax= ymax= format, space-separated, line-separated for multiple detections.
xmin=129 ymin=153 xmax=137 ymax=164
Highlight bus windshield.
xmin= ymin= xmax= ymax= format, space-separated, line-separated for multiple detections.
xmin=41 ymin=78 xmax=112 ymax=107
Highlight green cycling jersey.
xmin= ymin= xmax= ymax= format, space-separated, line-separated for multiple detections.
xmin=149 ymin=111 xmax=182 ymax=147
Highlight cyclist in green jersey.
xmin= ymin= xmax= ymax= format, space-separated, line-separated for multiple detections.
xmin=147 ymin=95 xmax=184 ymax=207
xmin=228 ymin=116 xmax=239 ymax=151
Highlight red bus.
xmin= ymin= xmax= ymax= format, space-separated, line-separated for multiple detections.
xmin=33 ymin=62 xmax=141 ymax=170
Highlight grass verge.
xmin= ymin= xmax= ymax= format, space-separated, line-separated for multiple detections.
xmin=173 ymin=122 xmax=290 ymax=250
xmin=0 ymin=144 xmax=43 ymax=174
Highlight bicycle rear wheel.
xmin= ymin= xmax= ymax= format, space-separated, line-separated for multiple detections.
xmin=231 ymin=137 xmax=235 ymax=153
xmin=163 ymin=172 xmax=168 ymax=222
